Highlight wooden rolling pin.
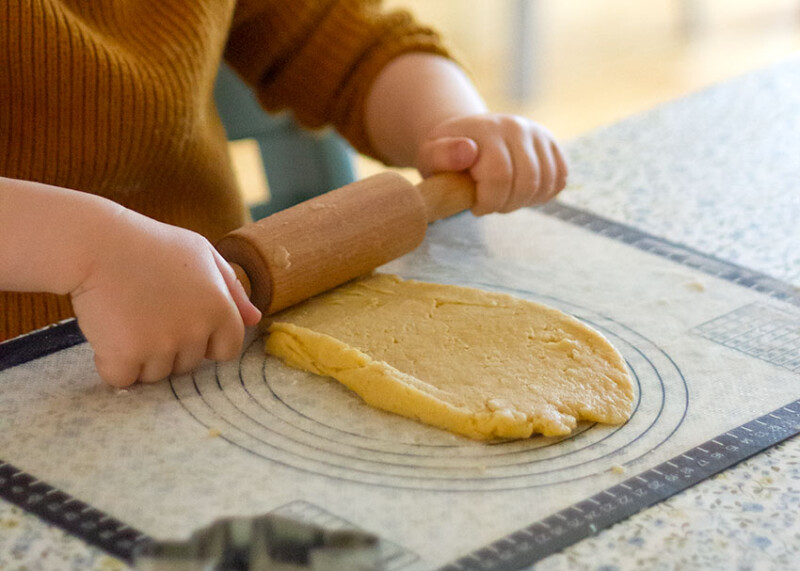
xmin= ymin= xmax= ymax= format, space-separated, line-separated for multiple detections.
xmin=216 ymin=171 xmax=475 ymax=315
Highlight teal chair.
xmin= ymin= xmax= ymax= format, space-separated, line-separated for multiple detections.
xmin=214 ymin=63 xmax=357 ymax=220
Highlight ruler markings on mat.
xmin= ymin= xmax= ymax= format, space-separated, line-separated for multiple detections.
xmin=0 ymin=461 xmax=147 ymax=563
xmin=440 ymin=398 xmax=800 ymax=570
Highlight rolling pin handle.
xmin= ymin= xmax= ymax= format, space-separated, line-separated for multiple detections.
xmin=230 ymin=262 xmax=252 ymax=299
xmin=416 ymin=172 xmax=476 ymax=223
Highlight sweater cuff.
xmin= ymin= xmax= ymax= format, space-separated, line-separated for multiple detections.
xmin=229 ymin=1 xmax=453 ymax=160
xmin=321 ymin=6 xmax=453 ymax=158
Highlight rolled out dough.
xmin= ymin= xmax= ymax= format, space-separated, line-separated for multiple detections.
xmin=265 ymin=274 xmax=634 ymax=441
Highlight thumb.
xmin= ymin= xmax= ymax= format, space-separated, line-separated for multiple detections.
xmin=417 ymin=136 xmax=479 ymax=178
xmin=212 ymin=249 xmax=262 ymax=327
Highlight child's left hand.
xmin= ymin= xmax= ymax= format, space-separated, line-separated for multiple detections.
xmin=415 ymin=113 xmax=568 ymax=216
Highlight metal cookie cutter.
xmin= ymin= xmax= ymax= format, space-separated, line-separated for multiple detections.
xmin=133 ymin=513 xmax=382 ymax=571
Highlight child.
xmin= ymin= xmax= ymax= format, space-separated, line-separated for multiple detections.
xmin=0 ymin=0 xmax=568 ymax=386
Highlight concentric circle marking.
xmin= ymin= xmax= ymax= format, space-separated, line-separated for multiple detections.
xmin=171 ymin=285 xmax=687 ymax=491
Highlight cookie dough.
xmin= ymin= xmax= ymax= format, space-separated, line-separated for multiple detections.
xmin=265 ymin=274 xmax=634 ymax=440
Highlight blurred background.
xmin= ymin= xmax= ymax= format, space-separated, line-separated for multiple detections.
xmin=230 ymin=0 xmax=800 ymax=202
xmin=389 ymin=0 xmax=800 ymax=138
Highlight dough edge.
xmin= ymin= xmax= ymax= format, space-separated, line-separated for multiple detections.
xmin=268 ymin=322 xmax=584 ymax=440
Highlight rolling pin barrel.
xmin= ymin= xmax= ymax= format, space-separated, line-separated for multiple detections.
xmin=216 ymin=171 xmax=475 ymax=315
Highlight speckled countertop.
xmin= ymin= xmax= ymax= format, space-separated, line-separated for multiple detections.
xmin=2 ymin=57 xmax=800 ymax=570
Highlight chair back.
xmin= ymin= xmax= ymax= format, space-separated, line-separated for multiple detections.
xmin=214 ymin=64 xmax=357 ymax=219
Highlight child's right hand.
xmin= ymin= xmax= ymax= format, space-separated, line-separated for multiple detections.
xmin=70 ymin=208 xmax=261 ymax=387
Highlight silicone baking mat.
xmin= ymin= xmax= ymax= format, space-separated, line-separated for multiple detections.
xmin=2 ymin=204 xmax=799 ymax=570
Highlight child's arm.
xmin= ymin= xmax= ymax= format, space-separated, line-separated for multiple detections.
xmin=0 ymin=177 xmax=261 ymax=386
xmin=365 ymin=53 xmax=568 ymax=215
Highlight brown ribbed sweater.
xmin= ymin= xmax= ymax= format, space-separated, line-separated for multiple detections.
xmin=0 ymin=0 xmax=449 ymax=341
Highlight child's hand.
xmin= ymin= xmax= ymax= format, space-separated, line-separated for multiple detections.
xmin=415 ymin=113 xmax=568 ymax=216
xmin=70 ymin=208 xmax=261 ymax=387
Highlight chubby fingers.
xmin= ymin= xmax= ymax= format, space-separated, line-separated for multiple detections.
xmin=93 ymin=321 xmax=245 ymax=388
xmin=416 ymin=136 xmax=480 ymax=178
xmin=473 ymin=118 xmax=567 ymax=214
xmin=552 ymin=140 xmax=568 ymax=195
xmin=94 ymin=353 xmax=141 ymax=388
xmin=499 ymin=134 xmax=558 ymax=212
xmin=418 ymin=114 xmax=568 ymax=216
xmin=94 ymin=338 xmax=242 ymax=388
xmin=93 ymin=327 xmax=236 ymax=387
xmin=91 ymin=255 xmax=260 ymax=388
xmin=469 ymin=132 xmax=513 ymax=215
xmin=212 ymin=249 xmax=262 ymax=328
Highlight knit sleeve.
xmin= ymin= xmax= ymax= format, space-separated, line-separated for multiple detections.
xmin=224 ymin=0 xmax=452 ymax=158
